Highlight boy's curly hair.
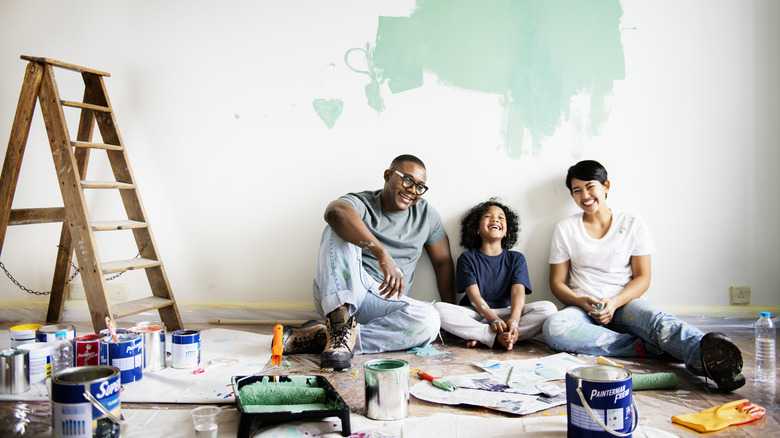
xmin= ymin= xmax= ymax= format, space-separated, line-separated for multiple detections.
xmin=459 ymin=198 xmax=520 ymax=250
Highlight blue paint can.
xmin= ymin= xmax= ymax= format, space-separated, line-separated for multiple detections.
xmin=171 ymin=330 xmax=200 ymax=369
xmin=36 ymin=324 xmax=76 ymax=343
xmin=98 ymin=334 xmax=143 ymax=384
xmin=50 ymin=365 xmax=122 ymax=438
xmin=565 ymin=364 xmax=637 ymax=438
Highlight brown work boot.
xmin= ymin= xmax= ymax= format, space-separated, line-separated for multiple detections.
xmin=282 ymin=320 xmax=327 ymax=354
xmin=321 ymin=308 xmax=356 ymax=371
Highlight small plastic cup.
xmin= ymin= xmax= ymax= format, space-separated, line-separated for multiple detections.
xmin=191 ymin=406 xmax=220 ymax=438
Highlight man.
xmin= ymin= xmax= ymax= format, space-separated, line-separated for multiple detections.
xmin=284 ymin=154 xmax=456 ymax=370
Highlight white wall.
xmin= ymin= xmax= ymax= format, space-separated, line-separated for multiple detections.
xmin=0 ymin=0 xmax=778 ymax=315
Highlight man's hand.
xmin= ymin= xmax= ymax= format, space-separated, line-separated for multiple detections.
xmin=377 ymin=252 xmax=404 ymax=299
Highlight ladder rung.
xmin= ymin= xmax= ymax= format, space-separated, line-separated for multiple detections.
xmin=9 ymin=207 xmax=66 ymax=225
xmin=101 ymin=257 xmax=161 ymax=274
xmin=61 ymin=101 xmax=111 ymax=112
xmin=72 ymin=141 xmax=123 ymax=151
xmin=92 ymin=220 xmax=147 ymax=231
xmin=113 ymin=297 xmax=175 ymax=319
xmin=81 ymin=181 xmax=135 ymax=189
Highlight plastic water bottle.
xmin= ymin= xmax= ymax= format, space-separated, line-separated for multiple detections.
xmin=50 ymin=335 xmax=74 ymax=376
xmin=754 ymin=311 xmax=776 ymax=383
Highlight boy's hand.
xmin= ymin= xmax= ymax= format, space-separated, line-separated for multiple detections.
xmin=490 ymin=319 xmax=507 ymax=334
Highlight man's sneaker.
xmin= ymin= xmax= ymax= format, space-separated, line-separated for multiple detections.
xmin=282 ymin=320 xmax=327 ymax=354
xmin=701 ymin=332 xmax=746 ymax=392
xmin=321 ymin=308 xmax=357 ymax=371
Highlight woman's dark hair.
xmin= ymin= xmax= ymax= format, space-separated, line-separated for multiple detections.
xmin=565 ymin=160 xmax=609 ymax=192
xmin=459 ymin=198 xmax=520 ymax=250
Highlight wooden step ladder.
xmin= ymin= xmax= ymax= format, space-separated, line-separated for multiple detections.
xmin=0 ymin=55 xmax=183 ymax=333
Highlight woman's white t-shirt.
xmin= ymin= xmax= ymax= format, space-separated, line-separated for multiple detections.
xmin=549 ymin=210 xmax=656 ymax=300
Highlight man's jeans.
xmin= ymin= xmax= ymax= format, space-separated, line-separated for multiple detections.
xmin=542 ymin=299 xmax=707 ymax=376
xmin=312 ymin=226 xmax=440 ymax=354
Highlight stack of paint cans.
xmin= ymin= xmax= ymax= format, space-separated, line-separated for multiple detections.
xmin=14 ymin=324 xmax=76 ymax=384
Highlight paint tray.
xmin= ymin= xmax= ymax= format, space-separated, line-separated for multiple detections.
xmin=231 ymin=374 xmax=350 ymax=437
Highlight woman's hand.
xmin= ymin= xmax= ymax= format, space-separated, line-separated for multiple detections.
xmin=588 ymin=298 xmax=616 ymax=325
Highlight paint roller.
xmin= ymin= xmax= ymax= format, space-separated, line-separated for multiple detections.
xmin=238 ymin=381 xmax=327 ymax=405
xmin=597 ymin=356 xmax=678 ymax=390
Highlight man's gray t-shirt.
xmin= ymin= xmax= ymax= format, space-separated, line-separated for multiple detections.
xmin=340 ymin=189 xmax=447 ymax=290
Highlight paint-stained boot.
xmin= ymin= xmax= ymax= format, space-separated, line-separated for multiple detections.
xmin=282 ymin=320 xmax=327 ymax=354
xmin=321 ymin=308 xmax=356 ymax=371
xmin=701 ymin=332 xmax=745 ymax=392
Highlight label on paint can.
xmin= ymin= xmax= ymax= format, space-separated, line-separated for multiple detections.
xmin=51 ymin=366 xmax=121 ymax=438
xmin=171 ymin=330 xmax=200 ymax=369
xmin=9 ymin=324 xmax=42 ymax=347
xmin=99 ymin=334 xmax=143 ymax=384
xmin=18 ymin=342 xmax=52 ymax=383
xmin=36 ymin=324 xmax=76 ymax=343
xmin=74 ymin=335 xmax=103 ymax=367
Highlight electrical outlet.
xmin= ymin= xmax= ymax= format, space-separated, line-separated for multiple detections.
xmin=729 ymin=286 xmax=751 ymax=305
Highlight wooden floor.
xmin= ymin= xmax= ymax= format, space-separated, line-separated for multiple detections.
xmin=1 ymin=314 xmax=777 ymax=437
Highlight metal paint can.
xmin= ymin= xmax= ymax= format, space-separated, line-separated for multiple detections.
xmin=36 ymin=324 xmax=76 ymax=343
xmin=18 ymin=342 xmax=52 ymax=383
xmin=129 ymin=321 xmax=166 ymax=371
xmin=0 ymin=349 xmax=30 ymax=394
xmin=74 ymin=335 xmax=103 ymax=367
xmin=565 ymin=364 xmax=637 ymax=438
xmin=98 ymin=334 xmax=143 ymax=384
xmin=50 ymin=365 xmax=122 ymax=438
xmin=9 ymin=324 xmax=42 ymax=347
xmin=170 ymin=329 xmax=200 ymax=369
xmin=364 ymin=359 xmax=409 ymax=420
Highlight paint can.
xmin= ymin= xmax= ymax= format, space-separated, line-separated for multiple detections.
xmin=565 ymin=364 xmax=638 ymax=438
xmin=0 ymin=349 xmax=30 ymax=394
xmin=129 ymin=321 xmax=166 ymax=371
xmin=18 ymin=342 xmax=52 ymax=383
xmin=9 ymin=324 xmax=42 ymax=347
xmin=36 ymin=324 xmax=76 ymax=343
xmin=98 ymin=334 xmax=143 ymax=384
xmin=364 ymin=359 xmax=409 ymax=420
xmin=171 ymin=329 xmax=200 ymax=369
xmin=74 ymin=335 xmax=103 ymax=367
xmin=50 ymin=365 xmax=122 ymax=438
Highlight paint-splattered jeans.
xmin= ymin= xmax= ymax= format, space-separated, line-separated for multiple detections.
xmin=312 ymin=226 xmax=441 ymax=355
xmin=542 ymin=299 xmax=708 ymax=376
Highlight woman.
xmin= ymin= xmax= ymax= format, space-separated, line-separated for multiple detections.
xmin=543 ymin=160 xmax=745 ymax=392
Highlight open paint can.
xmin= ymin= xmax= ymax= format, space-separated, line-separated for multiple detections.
xmin=566 ymin=364 xmax=638 ymax=438
xmin=50 ymin=365 xmax=122 ymax=438
xmin=0 ymin=349 xmax=29 ymax=394
xmin=171 ymin=329 xmax=200 ymax=369
xmin=364 ymin=359 xmax=409 ymax=420
xmin=130 ymin=321 xmax=166 ymax=371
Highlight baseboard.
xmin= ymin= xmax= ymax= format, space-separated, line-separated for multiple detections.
xmin=664 ymin=305 xmax=780 ymax=319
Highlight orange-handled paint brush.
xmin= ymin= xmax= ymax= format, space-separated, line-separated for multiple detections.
xmin=416 ymin=370 xmax=458 ymax=392
xmin=271 ymin=324 xmax=283 ymax=366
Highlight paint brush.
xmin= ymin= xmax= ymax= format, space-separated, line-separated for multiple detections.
xmin=506 ymin=365 xmax=517 ymax=387
xmin=104 ymin=316 xmax=118 ymax=343
xmin=417 ymin=371 xmax=458 ymax=392
xmin=271 ymin=324 xmax=283 ymax=367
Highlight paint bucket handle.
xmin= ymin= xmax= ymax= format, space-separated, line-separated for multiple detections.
xmin=83 ymin=390 xmax=124 ymax=425
xmin=576 ymin=387 xmax=638 ymax=437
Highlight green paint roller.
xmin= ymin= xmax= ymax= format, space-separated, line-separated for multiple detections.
xmin=238 ymin=381 xmax=326 ymax=405
xmin=632 ymin=372 xmax=679 ymax=391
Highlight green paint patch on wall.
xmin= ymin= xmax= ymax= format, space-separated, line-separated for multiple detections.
xmin=369 ymin=0 xmax=625 ymax=158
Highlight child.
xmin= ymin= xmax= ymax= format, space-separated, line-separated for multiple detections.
xmin=434 ymin=199 xmax=557 ymax=350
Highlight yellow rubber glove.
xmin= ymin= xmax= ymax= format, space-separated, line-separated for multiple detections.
xmin=672 ymin=399 xmax=765 ymax=432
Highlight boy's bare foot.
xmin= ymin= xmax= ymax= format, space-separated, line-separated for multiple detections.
xmin=496 ymin=332 xmax=514 ymax=350
xmin=465 ymin=340 xmax=479 ymax=348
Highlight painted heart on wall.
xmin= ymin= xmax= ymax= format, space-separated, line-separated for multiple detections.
xmin=312 ymin=98 xmax=344 ymax=129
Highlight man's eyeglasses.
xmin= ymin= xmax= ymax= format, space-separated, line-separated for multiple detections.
xmin=390 ymin=169 xmax=429 ymax=195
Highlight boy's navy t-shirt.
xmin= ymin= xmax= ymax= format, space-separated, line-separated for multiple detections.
xmin=456 ymin=248 xmax=532 ymax=308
